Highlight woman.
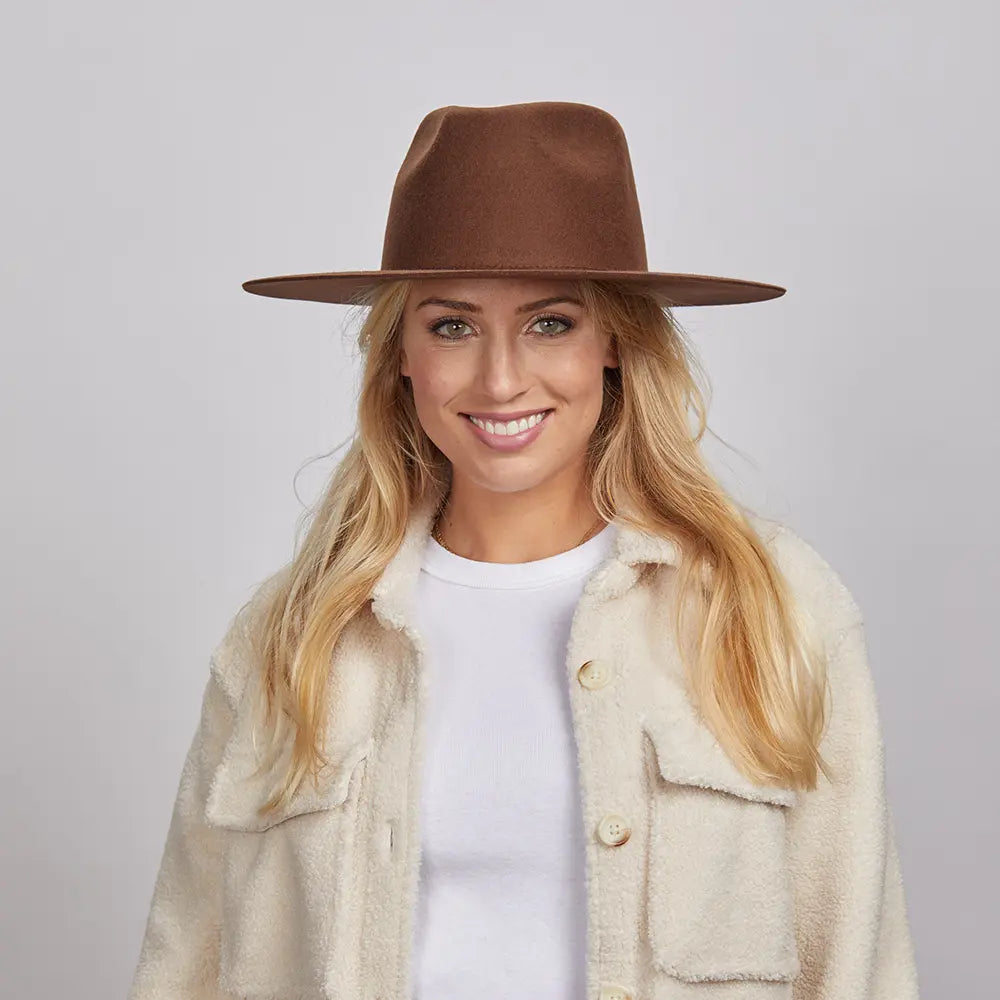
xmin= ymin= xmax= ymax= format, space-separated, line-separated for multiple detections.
xmin=128 ymin=102 xmax=920 ymax=1000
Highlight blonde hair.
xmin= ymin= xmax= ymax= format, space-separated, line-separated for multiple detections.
xmin=240 ymin=278 xmax=830 ymax=821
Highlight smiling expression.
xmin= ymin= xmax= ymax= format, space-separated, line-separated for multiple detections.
xmin=399 ymin=278 xmax=618 ymax=495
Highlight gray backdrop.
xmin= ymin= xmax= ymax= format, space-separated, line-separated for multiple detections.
xmin=2 ymin=2 xmax=995 ymax=997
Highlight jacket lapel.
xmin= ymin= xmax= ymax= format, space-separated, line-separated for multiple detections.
xmin=205 ymin=498 xmax=794 ymax=831
xmin=370 ymin=496 xmax=794 ymax=802
xmin=369 ymin=492 xmax=686 ymax=633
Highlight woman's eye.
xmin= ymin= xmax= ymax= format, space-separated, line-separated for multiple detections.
xmin=428 ymin=314 xmax=573 ymax=340
xmin=429 ymin=318 xmax=471 ymax=339
xmin=531 ymin=314 xmax=573 ymax=336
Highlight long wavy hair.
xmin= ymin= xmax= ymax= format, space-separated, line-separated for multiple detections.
xmin=238 ymin=278 xmax=830 ymax=821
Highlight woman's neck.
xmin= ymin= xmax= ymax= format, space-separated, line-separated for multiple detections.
xmin=432 ymin=482 xmax=605 ymax=564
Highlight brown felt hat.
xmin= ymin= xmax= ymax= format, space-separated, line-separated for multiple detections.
xmin=241 ymin=101 xmax=786 ymax=308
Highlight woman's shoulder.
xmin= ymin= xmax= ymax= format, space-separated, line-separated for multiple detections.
xmin=206 ymin=566 xmax=290 ymax=708
xmin=743 ymin=511 xmax=865 ymax=646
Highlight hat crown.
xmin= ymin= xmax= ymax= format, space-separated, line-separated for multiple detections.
xmin=381 ymin=102 xmax=649 ymax=273
xmin=240 ymin=100 xmax=786 ymax=307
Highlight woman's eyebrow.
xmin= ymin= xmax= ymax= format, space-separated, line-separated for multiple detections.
xmin=414 ymin=295 xmax=584 ymax=314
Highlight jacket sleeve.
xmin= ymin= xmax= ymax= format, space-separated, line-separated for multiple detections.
xmin=788 ymin=613 xmax=921 ymax=999
xmin=127 ymin=665 xmax=234 ymax=1000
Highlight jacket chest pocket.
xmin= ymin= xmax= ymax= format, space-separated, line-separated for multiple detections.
xmin=205 ymin=737 xmax=373 ymax=999
xmin=642 ymin=712 xmax=801 ymax=995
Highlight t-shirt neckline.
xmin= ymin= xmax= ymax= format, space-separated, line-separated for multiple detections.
xmin=420 ymin=521 xmax=617 ymax=590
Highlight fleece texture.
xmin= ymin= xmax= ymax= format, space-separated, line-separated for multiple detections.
xmin=127 ymin=493 xmax=920 ymax=1000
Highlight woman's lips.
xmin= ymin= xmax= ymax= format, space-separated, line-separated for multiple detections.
xmin=461 ymin=409 xmax=553 ymax=452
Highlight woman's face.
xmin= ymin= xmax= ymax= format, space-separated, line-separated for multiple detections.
xmin=399 ymin=278 xmax=618 ymax=497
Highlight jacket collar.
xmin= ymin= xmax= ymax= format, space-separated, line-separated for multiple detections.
xmin=370 ymin=492 xmax=682 ymax=632
xmin=371 ymin=494 xmax=797 ymax=808
xmin=205 ymin=496 xmax=796 ymax=831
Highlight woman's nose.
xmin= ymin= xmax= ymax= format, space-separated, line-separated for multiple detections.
xmin=475 ymin=343 xmax=531 ymax=397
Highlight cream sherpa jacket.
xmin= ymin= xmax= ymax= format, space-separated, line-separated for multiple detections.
xmin=128 ymin=495 xmax=921 ymax=1000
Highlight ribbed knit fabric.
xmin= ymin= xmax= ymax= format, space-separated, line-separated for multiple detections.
xmin=409 ymin=521 xmax=618 ymax=999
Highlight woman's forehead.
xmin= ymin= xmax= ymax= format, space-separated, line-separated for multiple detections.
xmin=405 ymin=277 xmax=583 ymax=309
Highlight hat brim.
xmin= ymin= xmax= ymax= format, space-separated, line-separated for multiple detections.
xmin=241 ymin=268 xmax=785 ymax=307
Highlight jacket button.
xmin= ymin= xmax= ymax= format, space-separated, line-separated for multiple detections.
xmin=598 ymin=985 xmax=632 ymax=1000
xmin=577 ymin=659 xmax=610 ymax=689
xmin=596 ymin=813 xmax=631 ymax=846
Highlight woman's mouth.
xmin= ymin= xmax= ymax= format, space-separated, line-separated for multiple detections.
xmin=460 ymin=408 xmax=554 ymax=451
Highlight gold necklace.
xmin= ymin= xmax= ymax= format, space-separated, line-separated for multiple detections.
xmin=431 ymin=501 xmax=605 ymax=556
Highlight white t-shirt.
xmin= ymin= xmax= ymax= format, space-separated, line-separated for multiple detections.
xmin=410 ymin=521 xmax=619 ymax=999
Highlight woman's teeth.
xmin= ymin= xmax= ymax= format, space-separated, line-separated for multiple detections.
xmin=465 ymin=410 xmax=550 ymax=436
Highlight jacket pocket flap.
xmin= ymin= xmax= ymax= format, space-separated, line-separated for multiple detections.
xmin=641 ymin=701 xmax=801 ymax=984
xmin=204 ymin=734 xmax=373 ymax=832
xmin=641 ymin=704 xmax=798 ymax=807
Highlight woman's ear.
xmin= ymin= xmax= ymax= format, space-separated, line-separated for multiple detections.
xmin=400 ymin=348 xmax=409 ymax=378
xmin=603 ymin=336 xmax=619 ymax=370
